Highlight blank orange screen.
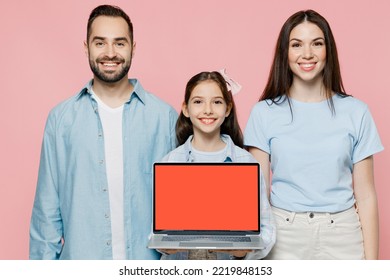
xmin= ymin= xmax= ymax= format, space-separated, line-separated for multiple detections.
xmin=154 ymin=164 xmax=259 ymax=231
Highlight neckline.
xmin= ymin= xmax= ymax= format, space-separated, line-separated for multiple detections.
xmin=289 ymin=94 xmax=337 ymax=106
xmin=191 ymin=143 xmax=228 ymax=154
xmin=92 ymin=93 xmax=124 ymax=112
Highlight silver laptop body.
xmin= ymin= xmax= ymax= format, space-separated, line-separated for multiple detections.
xmin=148 ymin=162 xmax=264 ymax=250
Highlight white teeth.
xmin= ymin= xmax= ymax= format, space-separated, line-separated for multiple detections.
xmin=301 ymin=63 xmax=314 ymax=67
xmin=201 ymin=119 xmax=214 ymax=124
xmin=103 ymin=63 xmax=116 ymax=66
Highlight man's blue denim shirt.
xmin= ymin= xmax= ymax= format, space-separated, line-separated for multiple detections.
xmin=30 ymin=79 xmax=178 ymax=259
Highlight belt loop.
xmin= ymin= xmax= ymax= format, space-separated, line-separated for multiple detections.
xmin=285 ymin=211 xmax=296 ymax=224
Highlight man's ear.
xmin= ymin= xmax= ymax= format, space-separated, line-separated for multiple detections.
xmin=132 ymin=41 xmax=136 ymax=57
xmin=84 ymin=41 xmax=89 ymax=57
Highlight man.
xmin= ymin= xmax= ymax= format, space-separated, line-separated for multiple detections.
xmin=29 ymin=5 xmax=177 ymax=260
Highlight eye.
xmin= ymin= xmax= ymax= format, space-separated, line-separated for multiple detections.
xmin=214 ymin=99 xmax=224 ymax=104
xmin=192 ymin=99 xmax=202 ymax=104
xmin=291 ymin=42 xmax=301 ymax=48
xmin=313 ymin=41 xmax=324 ymax=47
xmin=95 ymin=41 xmax=104 ymax=47
xmin=116 ymin=42 xmax=126 ymax=47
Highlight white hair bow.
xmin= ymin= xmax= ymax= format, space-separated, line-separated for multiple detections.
xmin=218 ymin=68 xmax=242 ymax=95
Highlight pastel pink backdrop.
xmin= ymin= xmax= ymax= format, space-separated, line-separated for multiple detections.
xmin=0 ymin=0 xmax=388 ymax=259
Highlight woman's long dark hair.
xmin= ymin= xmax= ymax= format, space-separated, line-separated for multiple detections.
xmin=261 ymin=10 xmax=350 ymax=114
xmin=176 ymin=71 xmax=244 ymax=148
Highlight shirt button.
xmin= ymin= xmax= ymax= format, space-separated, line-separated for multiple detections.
xmin=106 ymin=240 xmax=111 ymax=246
xmin=99 ymin=160 xmax=104 ymax=164
xmin=105 ymin=213 xmax=109 ymax=218
xmin=309 ymin=213 xmax=314 ymax=218
xmin=102 ymin=188 xmax=107 ymax=192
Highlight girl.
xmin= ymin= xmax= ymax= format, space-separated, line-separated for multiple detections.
xmin=244 ymin=10 xmax=384 ymax=259
xmin=161 ymin=71 xmax=275 ymax=260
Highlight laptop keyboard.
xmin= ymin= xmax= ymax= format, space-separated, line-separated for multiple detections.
xmin=162 ymin=236 xmax=251 ymax=242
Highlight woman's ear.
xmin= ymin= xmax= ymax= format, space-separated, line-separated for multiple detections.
xmin=182 ymin=102 xmax=190 ymax=118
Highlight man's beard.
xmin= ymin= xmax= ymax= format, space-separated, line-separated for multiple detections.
xmin=89 ymin=56 xmax=131 ymax=83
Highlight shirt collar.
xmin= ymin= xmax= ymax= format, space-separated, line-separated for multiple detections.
xmin=76 ymin=79 xmax=146 ymax=105
xmin=183 ymin=134 xmax=235 ymax=162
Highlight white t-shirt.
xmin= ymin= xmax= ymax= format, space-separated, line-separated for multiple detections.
xmin=93 ymin=93 xmax=126 ymax=260
xmin=191 ymin=144 xmax=228 ymax=162
xmin=244 ymin=94 xmax=384 ymax=213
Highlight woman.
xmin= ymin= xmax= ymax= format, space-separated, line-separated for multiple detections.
xmin=244 ymin=10 xmax=383 ymax=259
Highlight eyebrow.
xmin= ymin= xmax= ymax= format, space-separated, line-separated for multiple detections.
xmin=190 ymin=96 xmax=204 ymax=99
xmin=190 ymin=95 xmax=224 ymax=100
xmin=113 ymin=37 xmax=130 ymax=42
xmin=289 ymin=37 xmax=325 ymax=42
xmin=91 ymin=36 xmax=130 ymax=42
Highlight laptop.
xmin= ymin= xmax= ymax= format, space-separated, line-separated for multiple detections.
xmin=147 ymin=162 xmax=264 ymax=250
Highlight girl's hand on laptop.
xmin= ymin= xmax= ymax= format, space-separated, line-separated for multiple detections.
xmin=210 ymin=249 xmax=252 ymax=259
xmin=159 ymin=249 xmax=187 ymax=255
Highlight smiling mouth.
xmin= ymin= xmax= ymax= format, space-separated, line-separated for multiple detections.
xmin=98 ymin=61 xmax=122 ymax=72
xmin=100 ymin=61 xmax=121 ymax=67
xmin=102 ymin=62 xmax=119 ymax=66
xmin=97 ymin=57 xmax=124 ymax=66
xmin=199 ymin=118 xmax=216 ymax=125
xmin=299 ymin=63 xmax=316 ymax=70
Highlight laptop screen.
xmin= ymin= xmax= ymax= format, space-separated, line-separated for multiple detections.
xmin=153 ymin=163 xmax=260 ymax=232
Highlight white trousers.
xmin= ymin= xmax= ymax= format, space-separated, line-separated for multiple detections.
xmin=265 ymin=206 xmax=365 ymax=260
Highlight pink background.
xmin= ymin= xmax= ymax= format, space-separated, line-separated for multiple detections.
xmin=0 ymin=0 xmax=389 ymax=259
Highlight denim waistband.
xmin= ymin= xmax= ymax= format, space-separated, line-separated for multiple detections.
xmin=272 ymin=206 xmax=356 ymax=225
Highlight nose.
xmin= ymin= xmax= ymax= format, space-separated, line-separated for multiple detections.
xmin=302 ymin=45 xmax=313 ymax=59
xmin=105 ymin=44 xmax=117 ymax=58
xmin=203 ymin=102 xmax=212 ymax=115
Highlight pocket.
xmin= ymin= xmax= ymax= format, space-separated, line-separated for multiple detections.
xmin=326 ymin=208 xmax=364 ymax=258
xmin=333 ymin=208 xmax=362 ymax=231
xmin=272 ymin=207 xmax=293 ymax=228
xmin=332 ymin=208 xmax=364 ymax=248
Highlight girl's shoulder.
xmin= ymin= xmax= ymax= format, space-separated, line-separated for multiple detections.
xmin=161 ymin=144 xmax=188 ymax=162
xmin=232 ymin=145 xmax=257 ymax=163
xmin=220 ymin=134 xmax=256 ymax=163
